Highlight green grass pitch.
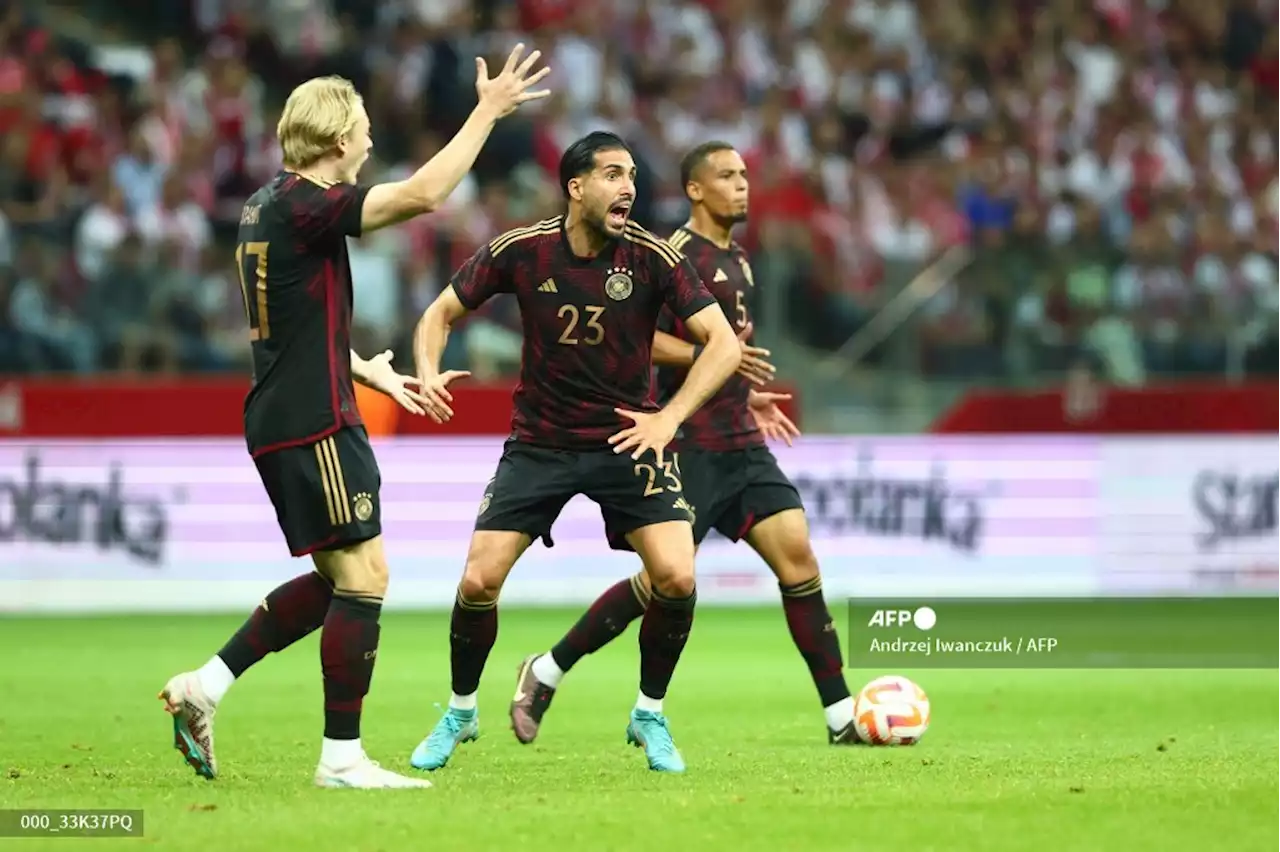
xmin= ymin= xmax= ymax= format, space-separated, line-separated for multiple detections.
xmin=1 ymin=607 xmax=1276 ymax=851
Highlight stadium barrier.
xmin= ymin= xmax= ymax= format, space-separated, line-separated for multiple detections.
xmin=0 ymin=377 xmax=801 ymax=437
xmin=934 ymin=381 xmax=1278 ymax=433
xmin=1 ymin=436 xmax=1274 ymax=613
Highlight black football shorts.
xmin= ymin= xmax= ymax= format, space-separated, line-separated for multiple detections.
xmin=475 ymin=440 xmax=695 ymax=550
xmin=253 ymin=426 xmax=382 ymax=556
xmin=678 ymin=445 xmax=805 ymax=545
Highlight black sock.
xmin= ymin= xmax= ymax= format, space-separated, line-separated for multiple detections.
xmin=449 ymin=588 xmax=498 ymax=696
xmin=637 ymin=585 xmax=697 ymax=701
xmin=780 ymin=576 xmax=850 ymax=708
xmin=218 ymin=572 xmax=333 ymax=677
xmin=550 ymin=573 xmax=648 ymax=672
xmin=320 ymin=594 xmax=382 ymax=740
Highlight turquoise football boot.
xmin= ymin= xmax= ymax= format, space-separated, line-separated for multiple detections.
xmin=410 ymin=706 xmax=478 ymax=771
xmin=625 ymin=709 xmax=686 ymax=773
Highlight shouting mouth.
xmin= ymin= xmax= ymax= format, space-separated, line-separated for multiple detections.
xmin=607 ymin=199 xmax=632 ymax=229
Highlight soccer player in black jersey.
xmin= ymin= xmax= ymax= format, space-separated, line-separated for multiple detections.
xmin=157 ymin=46 xmax=551 ymax=789
xmin=408 ymin=132 xmax=742 ymax=774
xmin=509 ymin=142 xmax=864 ymax=747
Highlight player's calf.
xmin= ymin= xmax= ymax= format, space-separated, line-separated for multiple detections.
xmin=626 ymin=521 xmax=696 ymax=771
xmin=313 ymin=539 xmax=389 ymax=773
xmin=746 ymin=510 xmax=855 ymax=739
xmin=413 ymin=531 xmax=527 ymax=770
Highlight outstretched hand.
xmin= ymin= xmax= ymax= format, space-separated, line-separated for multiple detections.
xmin=748 ymin=390 xmax=800 ymax=446
xmin=475 ymin=43 xmax=552 ymax=118
xmin=608 ymin=408 xmax=679 ymax=465
xmin=415 ymin=368 xmax=472 ymax=424
xmin=362 ymin=350 xmax=430 ymax=416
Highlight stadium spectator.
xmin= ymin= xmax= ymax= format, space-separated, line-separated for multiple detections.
xmin=0 ymin=0 xmax=1272 ymax=393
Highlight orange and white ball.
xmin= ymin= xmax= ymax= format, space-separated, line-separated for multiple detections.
xmin=853 ymin=675 xmax=931 ymax=745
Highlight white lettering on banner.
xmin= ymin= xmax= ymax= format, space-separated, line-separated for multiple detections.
xmin=0 ymin=436 xmax=1268 ymax=612
xmin=1100 ymin=438 xmax=1279 ymax=593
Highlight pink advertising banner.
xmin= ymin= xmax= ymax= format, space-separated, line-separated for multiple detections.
xmin=0 ymin=436 xmax=1270 ymax=612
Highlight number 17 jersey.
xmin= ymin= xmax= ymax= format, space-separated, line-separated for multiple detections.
xmin=236 ymin=171 xmax=372 ymax=457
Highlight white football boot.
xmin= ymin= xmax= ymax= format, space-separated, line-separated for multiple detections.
xmin=315 ymin=754 xmax=433 ymax=789
xmin=158 ymin=672 xmax=218 ymax=779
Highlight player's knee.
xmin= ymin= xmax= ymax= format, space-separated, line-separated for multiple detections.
xmin=644 ymin=555 xmax=695 ymax=598
xmin=652 ymin=569 xmax=695 ymax=599
xmin=458 ymin=552 xmax=508 ymax=604
xmin=457 ymin=567 xmax=501 ymax=604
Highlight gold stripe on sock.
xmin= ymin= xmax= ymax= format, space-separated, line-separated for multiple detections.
xmin=781 ymin=576 xmax=823 ymax=598
xmin=628 ymin=573 xmax=652 ymax=608
xmin=333 ymin=590 xmax=384 ymax=608
xmin=455 ymin=589 xmax=498 ymax=611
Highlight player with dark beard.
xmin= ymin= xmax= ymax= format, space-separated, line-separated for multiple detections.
xmin=408 ymin=132 xmax=742 ymax=774
xmin=508 ymin=142 xmax=863 ymax=747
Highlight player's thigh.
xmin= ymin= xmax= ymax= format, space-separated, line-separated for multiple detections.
xmin=458 ymin=529 xmax=534 ymax=601
xmin=735 ymin=449 xmax=816 ymax=586
xmin=625 ymin=521 xmax=696 ymax=597
xmin=744 ymin=509 xmax=817 ymax=586
xmin=252 ymin=427 xmax=382 ymax=563
xmin=312 ymin=535 xmax=388 ymax=597
xmin=467 ymin=441 xmax=576 ymax=595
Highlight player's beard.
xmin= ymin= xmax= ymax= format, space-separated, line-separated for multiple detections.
xmin=716 ymin=206 xmax=748 ymax=228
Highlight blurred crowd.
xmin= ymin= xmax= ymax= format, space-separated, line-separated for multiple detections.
xmin=0 ymin=0 xmax=1275 ymax=387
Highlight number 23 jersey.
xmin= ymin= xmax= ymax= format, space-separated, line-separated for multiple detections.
xmin=452 ymin=216 xmax=715 ymax=451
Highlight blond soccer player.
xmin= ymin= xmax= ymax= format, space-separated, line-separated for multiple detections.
xmin=157 ymin=45 xmax=550 ymax=790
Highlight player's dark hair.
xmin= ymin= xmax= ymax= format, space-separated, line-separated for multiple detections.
xmin=559 ymin=131 xmax=632 ymax=199
xmin=679 ymin=141 xmax=736 ymax=198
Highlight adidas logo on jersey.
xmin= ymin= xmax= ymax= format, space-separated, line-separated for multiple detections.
xmin=713 ymin=268 xmax=729 ymax=282
xmin=538 ymin=279 xmax=558 ymax=293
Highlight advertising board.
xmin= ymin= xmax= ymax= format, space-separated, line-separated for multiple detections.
xmin=1 ymin=436 xmax=1270 ymax=612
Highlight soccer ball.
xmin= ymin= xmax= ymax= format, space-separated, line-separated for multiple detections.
xmin=853 ymin=675 xmax=931 ymax=745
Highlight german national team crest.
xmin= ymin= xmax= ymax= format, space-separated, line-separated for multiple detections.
xmin=353 ymin=492 xmax=375 ymax=522
xmin=605 ymin=267 xmax=633 ymax=301
xmin=738 ymin=258 xmax=755 ymax=287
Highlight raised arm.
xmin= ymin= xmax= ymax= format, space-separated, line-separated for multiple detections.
xmin=359 ymin=45 xmax=551 ymax=233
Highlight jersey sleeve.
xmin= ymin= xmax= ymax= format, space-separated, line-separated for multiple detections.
xmin=450 ymin=243 xmax=511 ymax=311
xmin=656 ymin=305 xmax=679 ymax=335
xmin=294 ymin=183 xmax=370 ymax=243
xmin=659 ymin=254 xmax=717 ymax=321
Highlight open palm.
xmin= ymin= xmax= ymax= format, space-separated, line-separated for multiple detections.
xmin=475 ymin=43 xmax=552 ymax=118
